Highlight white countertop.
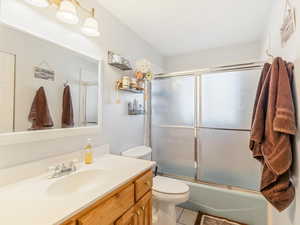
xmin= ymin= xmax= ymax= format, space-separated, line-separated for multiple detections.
xmin=0 ymin=154 xmax=155 ymax=225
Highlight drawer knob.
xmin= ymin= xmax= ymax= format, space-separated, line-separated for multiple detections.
xmin=145 ymin=181 xmax=151 ymax=187
xmin=141 ymin=206 xmax=145 ymax=211
xmin=135 ymin=210 xmax=141 ymax=216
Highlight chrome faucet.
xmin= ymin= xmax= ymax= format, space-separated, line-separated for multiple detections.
xmin=49 ymin=159 xmax=78 ymax=179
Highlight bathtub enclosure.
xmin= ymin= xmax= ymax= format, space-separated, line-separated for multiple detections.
xmin=149 ymin=62 xmax=268 ymax=225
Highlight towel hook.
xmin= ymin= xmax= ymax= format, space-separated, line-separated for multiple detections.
xmin=64 ymin=80 xmax=69 ymax=87
xmin=266 ymin=49 xmax=274 ymax=64
xmin=266 ymin=49 xmax=274 ymax=58
xmin=265 ymin=31 xmax=274 ymax=63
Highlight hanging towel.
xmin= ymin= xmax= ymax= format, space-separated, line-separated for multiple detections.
xmin=28 ymin=87 xmax=53 ymax=130
xmin=249 ymin=57 xmax=296 ymax=212
xmin=62 ymin=85 xmax=74 ymax=128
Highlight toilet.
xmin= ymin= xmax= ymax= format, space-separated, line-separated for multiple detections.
xmin=122 ymin=146 xmax=190 ymax=225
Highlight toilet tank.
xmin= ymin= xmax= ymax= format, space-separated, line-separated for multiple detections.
xmin=121 ymin=146 xmax=152 ymax=160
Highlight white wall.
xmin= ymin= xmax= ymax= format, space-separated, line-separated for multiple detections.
xmin=0 ymin=0 xmax=164 ymax=169
xmin=260 ymin=1 xmax=300 ymax=225
xmin=165 ymin=41 xmax=262 ymax=73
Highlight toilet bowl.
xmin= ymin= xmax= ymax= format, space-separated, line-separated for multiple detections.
xmin=152 ymin=176 xmax=190 ymax=225
xmin=121 ymin=146 xmax=190 ymax=225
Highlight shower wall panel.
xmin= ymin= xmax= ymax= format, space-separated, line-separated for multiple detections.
xmin=197 ymin=128 xmax=261 ymax=190
xmin=152 ymin=76 xmax=196 ymax=177
xmin=152 ymin=76 xmax=195 ymax=126
xmin=152 ymin=126 xmax=196 ymax=177
xmin=201 ymin=69 xmax=261 ymax=130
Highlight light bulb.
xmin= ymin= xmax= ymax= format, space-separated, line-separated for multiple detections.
xmin=24 ymin=0 xmax=49 ymax=8
xmin=81 ymin=17 xmax=100 ymax=37
xmin=56 ymin=0 xmax=79 ymax=24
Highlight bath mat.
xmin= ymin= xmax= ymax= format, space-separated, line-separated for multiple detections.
xmin=194 ymin=211 xmax=248 ymax=225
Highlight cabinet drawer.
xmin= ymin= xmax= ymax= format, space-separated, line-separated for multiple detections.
xmin=78 ymin=184 xmax=134 ymax=225
xmin=135 ymin=170 xmax=153 ymax=201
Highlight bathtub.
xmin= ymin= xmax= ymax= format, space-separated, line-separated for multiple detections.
xmin=178 ymin=180 xmax=268 ymax=225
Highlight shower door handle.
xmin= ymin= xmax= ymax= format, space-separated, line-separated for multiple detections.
xmin=194 ymin=136 xmax=199 ymax=180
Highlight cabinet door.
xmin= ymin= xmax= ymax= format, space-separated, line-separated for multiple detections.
xmin=116 ymin=191 xmax=152 ymax=225
xmin=78 ymin=184 xmax=134 ymax=225
xmin=115 ymin=206 xmax=138 ymax=225
xmin=136 ymin=195 xmax=152 ymax=225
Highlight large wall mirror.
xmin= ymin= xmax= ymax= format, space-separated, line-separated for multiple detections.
xmin=0 ymin=24 xmax=100 ymax=134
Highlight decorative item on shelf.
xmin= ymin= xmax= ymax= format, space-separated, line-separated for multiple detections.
xmin=130 ymin=78 xmax=138 ymax=89
xmin=145 ymin=72 xmax=153 ymax=81
xmin=136 ymin=79 xmax=145 ymax=90
xmin=24 ymin=0 xmax=100 ymax=37
xmin=135 ymin=71 xmax=144 ymax=80
xmin=115 ymin=80 xmax=121 ymax=104
xmin=122 ymin=76 xmax=130 ymax=88
xmin=108 ymin=51 xmax=132 ymax=71
xmin=128 ymin=99 xmax=144 ymax=115
xmin=134 ymin=59 xmax=153 ymax=81
xmin=115 ymin=76 xmax=145 ymax=95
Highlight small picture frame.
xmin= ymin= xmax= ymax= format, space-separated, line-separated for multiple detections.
xmin=34 ymin=66 xmax=55 ymax=81
xmin=281 ymin=0 xmax=296 ymax=47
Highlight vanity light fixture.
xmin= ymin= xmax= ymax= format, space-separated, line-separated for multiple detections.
xmin=24 ymin=0 xmax=50 ymax=8
xmin=81 ymin=9 xmax=100 ymax=37
xmin=24 ymin=0 xmax=100 ymax=37
xmin=56 ymin=0 xmax=79 ymax=24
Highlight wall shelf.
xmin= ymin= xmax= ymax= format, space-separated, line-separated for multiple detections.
xmin=108 ymin=51 xmax=132 ymax=71
xmin=128 ymin=111 xmax=145 ymax=115
xmin=119 ymin=87 xmax=144 ymax=94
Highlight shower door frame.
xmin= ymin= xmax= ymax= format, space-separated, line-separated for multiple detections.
xmin=147 ymin=61 xmax=264 ymax=191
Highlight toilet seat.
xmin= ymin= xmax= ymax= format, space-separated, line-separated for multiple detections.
xmin=153 ymin=176 xmax=190 ymax=195
xmin=152 ymin=176 xmax=190 ymax=225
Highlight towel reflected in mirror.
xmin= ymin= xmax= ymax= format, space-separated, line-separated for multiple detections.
xmin=62 ymin=85 xmax=74 ymax=128
xmin=28 ymin=86 xmax=53 ymax=130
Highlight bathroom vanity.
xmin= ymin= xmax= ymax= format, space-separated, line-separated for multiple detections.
xmin=61 ymin=170 xmax=153 ymax=225
xmin=0 ymin=154 xmax=155 ymax=225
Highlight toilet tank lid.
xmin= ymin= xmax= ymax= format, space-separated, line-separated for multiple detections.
xmin=121 ymin=146 xmax=152 ymax=158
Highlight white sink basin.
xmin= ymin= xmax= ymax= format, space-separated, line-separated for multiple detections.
xmin=47 ymin=170 xmax=106 ymax=196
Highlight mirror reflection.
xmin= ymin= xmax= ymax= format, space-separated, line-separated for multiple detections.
xmin=0 ymin=25 xmax=99 ymax=133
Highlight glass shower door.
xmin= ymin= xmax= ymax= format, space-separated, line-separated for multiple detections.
xmin=197 ymin=69 xmax=262 ymax=190
xmin=151 ymin=68 xmax=263 ymax=191
xmin=151 ymin=76 xmax=196 ymax=178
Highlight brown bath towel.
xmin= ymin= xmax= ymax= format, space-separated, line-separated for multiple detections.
xmin=250 ymin=57 xmax=296 ymax=211
xmin=62 ymin=85 xmax=74 ymax=128
xmin=28 ymin=87 xmax=53 ymax=130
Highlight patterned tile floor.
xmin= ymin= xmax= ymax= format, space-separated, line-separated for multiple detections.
xmin=176 ymin=207 xmax=198 ymax=225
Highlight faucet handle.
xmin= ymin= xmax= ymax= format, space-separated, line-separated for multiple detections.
xmin=69 ymin=159 xmax=79 ymax=171
xmin=72 ymin=159 xmax=79 ymax=164
xmin=48 ymin=166 xmax=56 ymax=172
xmin=47 ymin=164 xmax=62 ymax=179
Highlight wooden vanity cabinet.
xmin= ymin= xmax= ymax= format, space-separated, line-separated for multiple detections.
xmin=60 ymin=170 xmax=153 ymax=225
